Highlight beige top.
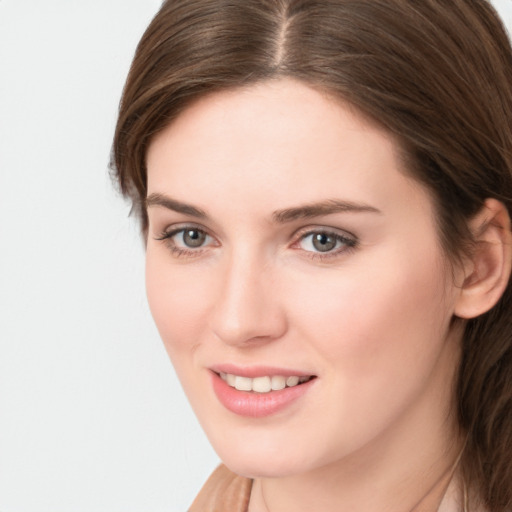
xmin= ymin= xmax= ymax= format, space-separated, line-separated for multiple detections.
xmin=189 ymin=464 xmax=478 ymax=512
xmin=189 ymin=465 xmax=252 ymax=512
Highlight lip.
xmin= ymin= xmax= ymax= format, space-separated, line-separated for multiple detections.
xmin=210 ymin=370 xmax=317 ymax=418
xmin=210 ymin=363 xmax=314 ymax=379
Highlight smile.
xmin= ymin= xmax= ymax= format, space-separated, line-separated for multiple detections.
xmin=219 ymin=372 xmax=314 ymax=393
xmin=211 ymin=370 xmax=318 ymax=417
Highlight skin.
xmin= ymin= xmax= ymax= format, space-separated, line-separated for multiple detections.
xmin=145 ymin=79 xmax=469 ymax=512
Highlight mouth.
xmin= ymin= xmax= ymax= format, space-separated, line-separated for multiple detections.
xmin=217 ymin=372 xmax=316 ymax=393
xmin=210 ymin=368 xmax=318 ymax=417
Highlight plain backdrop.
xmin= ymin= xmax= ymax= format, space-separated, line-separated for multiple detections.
xmin=0 ymin=1 xmax=511 ymax=511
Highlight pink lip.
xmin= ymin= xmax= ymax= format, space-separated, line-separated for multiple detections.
xmin=210 ymin=371 xmax=317 ymax=418
xmin=210 ymin=363 xmax=314 ymax=379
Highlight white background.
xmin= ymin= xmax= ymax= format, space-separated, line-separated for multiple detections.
xmin=0 ymin=1 xmax=511 ymax=511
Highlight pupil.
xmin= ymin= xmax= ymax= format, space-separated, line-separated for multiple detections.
xmin=312 ymin=233 xmax=336 ymax=252
xmin=184 ymin=229 xmax=205 ymax=248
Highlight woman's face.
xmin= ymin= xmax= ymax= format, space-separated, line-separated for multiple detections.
xmin=145 ymin=79 xmax=463 ymax=478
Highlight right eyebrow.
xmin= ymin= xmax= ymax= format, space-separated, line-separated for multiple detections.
xmin=145 ymin=193 xmax=207 ymax=219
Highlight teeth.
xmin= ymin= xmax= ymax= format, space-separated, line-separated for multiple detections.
xmin=271 ymin=375 xmax=286 ymax=391
xmin=235 ymin=376 xmax=252 ymax=391
xmin=252 ymin=376 xmax=272 ymax=393
xmin=286 ymin=376 xmax=299 ymax=387
xmin=220 ymin=373 xmax=312 ymax=393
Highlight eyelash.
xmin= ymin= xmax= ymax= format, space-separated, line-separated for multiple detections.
xmin=292 ymin=229 xmax=357 ymax=260
xmin=155 ymin=225 xmax=213 ymax=258
xmin=155 ymin=225 xmax=358 ymax=261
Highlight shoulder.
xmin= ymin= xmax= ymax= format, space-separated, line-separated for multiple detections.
xmin=188 ymin=464 xmax=253 ymax=512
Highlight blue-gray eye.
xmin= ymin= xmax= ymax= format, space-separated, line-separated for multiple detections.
xmin=311 ymin=233 xmax=337 ymax=252
xmin=299 ymin=231 xmax=353 ymax=253
xmin=181 ymin=229 xmax=207 ymax=248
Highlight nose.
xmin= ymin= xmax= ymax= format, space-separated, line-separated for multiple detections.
xmin=210 ymin=250 xmax=288 ymax=347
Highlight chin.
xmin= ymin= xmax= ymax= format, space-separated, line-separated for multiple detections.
xmin=221 ymin=453 xmax=303 ymax=480
xmin=208 ymin=431 xmax=325 ymax=479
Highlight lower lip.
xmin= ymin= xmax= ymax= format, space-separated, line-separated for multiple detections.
xmin=211 ymin=373 xmax=316 ymax=418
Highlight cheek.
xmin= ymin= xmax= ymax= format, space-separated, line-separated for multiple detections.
xmin=279 ymin=250 xmax=457 ymax=445
xmin=145 ymin=250 xmax=210 ymax=357
xmin=286 ymin=248 xmax=453 ymax=382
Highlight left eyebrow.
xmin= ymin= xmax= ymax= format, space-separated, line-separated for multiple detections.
xmin=272 ymin=199 xmax=382 ymax=223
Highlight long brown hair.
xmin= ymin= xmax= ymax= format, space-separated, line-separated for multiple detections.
xmin=111 ymin=1 xmax=512 ymax=509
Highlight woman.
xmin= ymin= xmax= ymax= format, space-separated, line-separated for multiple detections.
xmin=111 ymin=1 xmax=512 ymax=510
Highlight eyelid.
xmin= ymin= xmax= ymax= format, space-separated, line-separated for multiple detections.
xmin=154 ymin=222 xmax=219 ymax=259
xmin=154 ymin=222 xmax=213 ymax=240
xmin=290 ymin=225 xmax=358 ymax=259
xmin=291 ymin=224 xmax=357 ymax=243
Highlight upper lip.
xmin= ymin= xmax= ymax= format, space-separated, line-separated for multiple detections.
xmin=209 ymin=364 xmax=316 ymax=378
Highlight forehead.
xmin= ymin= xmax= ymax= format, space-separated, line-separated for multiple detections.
xmin=146 ymin=78 xmax=427 ymax=221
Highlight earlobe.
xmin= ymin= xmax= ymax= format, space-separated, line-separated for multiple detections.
xmin=454 ymin=198 xmax=512 ymax=319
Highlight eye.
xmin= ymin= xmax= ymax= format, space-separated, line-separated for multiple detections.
xmin=155 ymin=225 xmax=216 ymax=257
xmin=176 ymin=228 xmax=209 ymax=248
xmin=296 ymin=230 xmax=356 ymax=256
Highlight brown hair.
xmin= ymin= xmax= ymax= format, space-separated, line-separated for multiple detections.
xmin=111 ymin=1 xmax=512 ymax=509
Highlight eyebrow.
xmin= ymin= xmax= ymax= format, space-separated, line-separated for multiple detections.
xmin=145 ymin=193 xmax=381 ymax=223
xmin=145 ymin=193 xmax=207 ymax=218
xmin=272 ymin=199 xmax=381 ymax=223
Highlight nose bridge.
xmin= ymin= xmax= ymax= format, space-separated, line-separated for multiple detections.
xmin=210 ymin=244 xmax=286 ymax=346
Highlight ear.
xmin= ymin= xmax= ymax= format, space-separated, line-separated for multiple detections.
xmin=454 ymin=198 xmax=512 ymax=319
